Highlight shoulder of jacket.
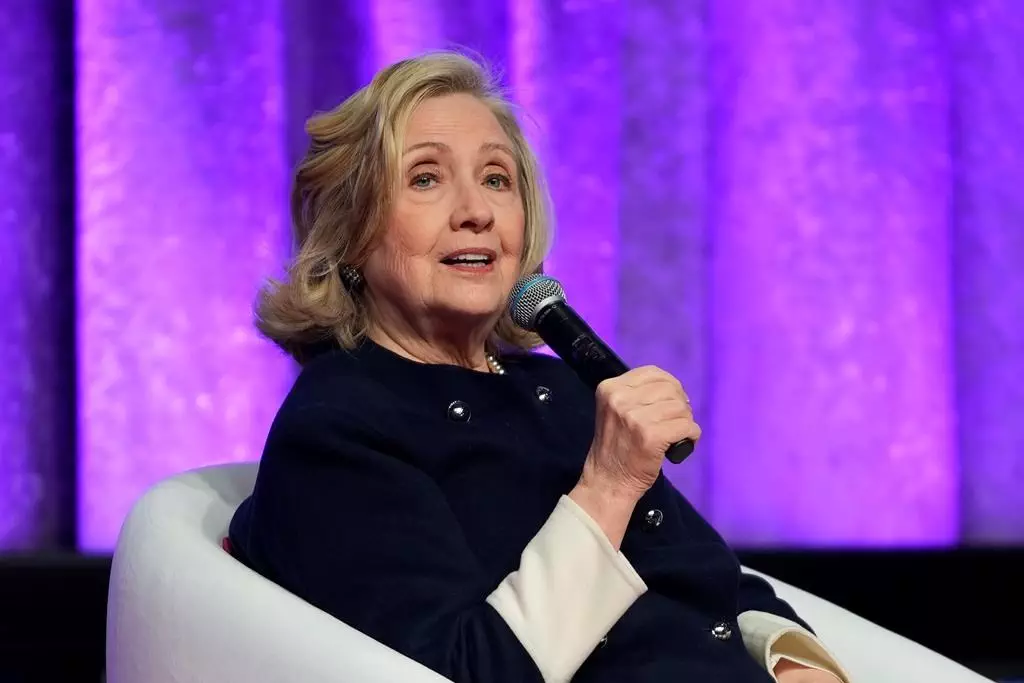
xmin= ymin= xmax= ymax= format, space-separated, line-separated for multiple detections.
xmin=282 ymin=349 xmax=396 ymax=417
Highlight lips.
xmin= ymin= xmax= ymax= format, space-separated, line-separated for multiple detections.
xmin=440 ymin=248 xmax=497 ymax=266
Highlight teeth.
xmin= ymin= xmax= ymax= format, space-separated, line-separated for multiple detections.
xmin=448 ymin=254 xmax=490 ymax=263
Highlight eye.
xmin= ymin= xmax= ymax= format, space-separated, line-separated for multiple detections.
xmin=484 ymin=173 xmax=512 ymax=190
xmin=411 ymin=172 xmax=439 ymax=190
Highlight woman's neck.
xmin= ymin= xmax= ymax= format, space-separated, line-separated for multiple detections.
xmin=367 ymin=321 xmax=491 ymax=373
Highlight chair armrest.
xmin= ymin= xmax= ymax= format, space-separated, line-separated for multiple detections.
xmin=743 ymin=568 xmax=995 ymax=683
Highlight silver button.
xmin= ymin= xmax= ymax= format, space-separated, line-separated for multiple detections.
xmin=711 ymin=621 xmax=733 ymax=641
xmin=643 ymin=508 xmax=663 ymax=530
xmin=535 ymin=386 xmax=552 ymax=403
xmin=447 ymin=400 xmax=471 ymax=422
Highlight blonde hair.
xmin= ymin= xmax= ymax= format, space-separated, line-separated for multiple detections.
xmin=256 ymin=51 xmax=552 ymax=361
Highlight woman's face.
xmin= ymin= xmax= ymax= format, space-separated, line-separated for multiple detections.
xmin=363 ymin=93 xmax=525 ymax=339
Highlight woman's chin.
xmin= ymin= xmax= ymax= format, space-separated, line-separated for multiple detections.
xmin=432 ymin=297 xmax=505 ymax=328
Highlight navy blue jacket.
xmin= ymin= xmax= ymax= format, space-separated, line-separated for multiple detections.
xmin=229 ymin=340 xmax=811 ymax=682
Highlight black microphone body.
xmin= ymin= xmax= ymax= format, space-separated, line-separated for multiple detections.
xmin=533 ymin=301 xmax=696 ymax=464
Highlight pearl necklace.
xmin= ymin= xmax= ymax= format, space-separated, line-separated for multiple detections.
xmin=485 ymin=353 xmax=506 ymax=375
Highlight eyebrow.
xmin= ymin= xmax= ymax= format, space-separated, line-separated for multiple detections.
xmin=403 ymin=141 xmax=516 ymax=158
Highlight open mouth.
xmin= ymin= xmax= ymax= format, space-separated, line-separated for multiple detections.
xmin=441 ymin=249 xmax=496 ymax=269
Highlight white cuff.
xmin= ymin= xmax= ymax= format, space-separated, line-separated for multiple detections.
xmin=486 ymin=495 xmax=647 ymax=683
xmin=738 ymin=610 xmax=851 ymax=682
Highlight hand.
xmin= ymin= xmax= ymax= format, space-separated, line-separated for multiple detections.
xmin=581 ymin=366 xmax=701 ymax=500
xmin=775 ymin=659 xmax=844 ymax=683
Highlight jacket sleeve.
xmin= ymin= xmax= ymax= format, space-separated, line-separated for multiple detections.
xmin=737 ymin=572 xmax=811 ymax=630
xmin=736 ymin=552 xmax=850 ymax=680
xmin=660 ymin=477 xmax=810 ymax=628
xmin=663 ymin=482 xmax=849 ymax=680
xmin=233 ymin=403 xmax=645 ymax=683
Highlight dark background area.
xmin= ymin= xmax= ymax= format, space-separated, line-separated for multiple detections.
xmin=2 ymin=550 xmax=1020 ymax=682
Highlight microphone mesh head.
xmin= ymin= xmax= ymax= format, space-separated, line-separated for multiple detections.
xmin=507 ymin=275 xmax=566 ymax=330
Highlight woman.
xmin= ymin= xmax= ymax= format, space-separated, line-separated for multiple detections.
xmin=229 ymin=52 xmax=849 ymax=683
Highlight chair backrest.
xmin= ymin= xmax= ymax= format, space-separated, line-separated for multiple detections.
xmin=106 ymin=463 xmax=450 ymax=683
xmin=107 ymin=464 xmax=991 ymax=683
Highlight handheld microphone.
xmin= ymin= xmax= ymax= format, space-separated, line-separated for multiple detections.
xmin=507 ymin=274 xmax=695 ymax=464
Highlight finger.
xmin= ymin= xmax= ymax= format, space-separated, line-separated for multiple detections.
xmin=637 ymin=417 xmax=702 ymax=458
xmin=602 ymin=365 xmax=684 ymax=391
xmin=619 ymin=369 xmax=686 ymax=397
xmin=625 ymin=399 xmax=693 ymax=429
xmin=598 ymin=370 xmax=690 ymax=412
xmin=619 ymin=365 xmax=676 ymax=388
xmin=631 ymin=382 xmax=691 ymax=409
xmin=613 ymin=379 xmax=690 ymax=414
xmin=654 ymin=415 xmax=702 ymax=448
xmin=634 ymin=390 xmax=690 ymax=415
xmin=599 ymin=374 xmax=680 ymax=406
xmin=629 ymin=400 xmax=699 ymax=435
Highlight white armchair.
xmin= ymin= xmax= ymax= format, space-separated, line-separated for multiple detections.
xmin=106 ymin=464 xmax=993 ymax=682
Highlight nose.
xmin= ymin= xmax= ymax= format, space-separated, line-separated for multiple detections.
xmin=450 ymin=177 xmax=494 ymax=233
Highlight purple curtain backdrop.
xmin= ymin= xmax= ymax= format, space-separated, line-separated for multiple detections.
xmin=1 ymin=0 xmax=1022 ymax=550
xmin=707 ymin=0 xmax=958 ymax=545
xmin=950 ymin=1 xmax=1024 ymax=543
xmin=75 ymin=1 xmax=296 ymax=548
xmin=0 ymin=1 xmax=75 ymax=549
